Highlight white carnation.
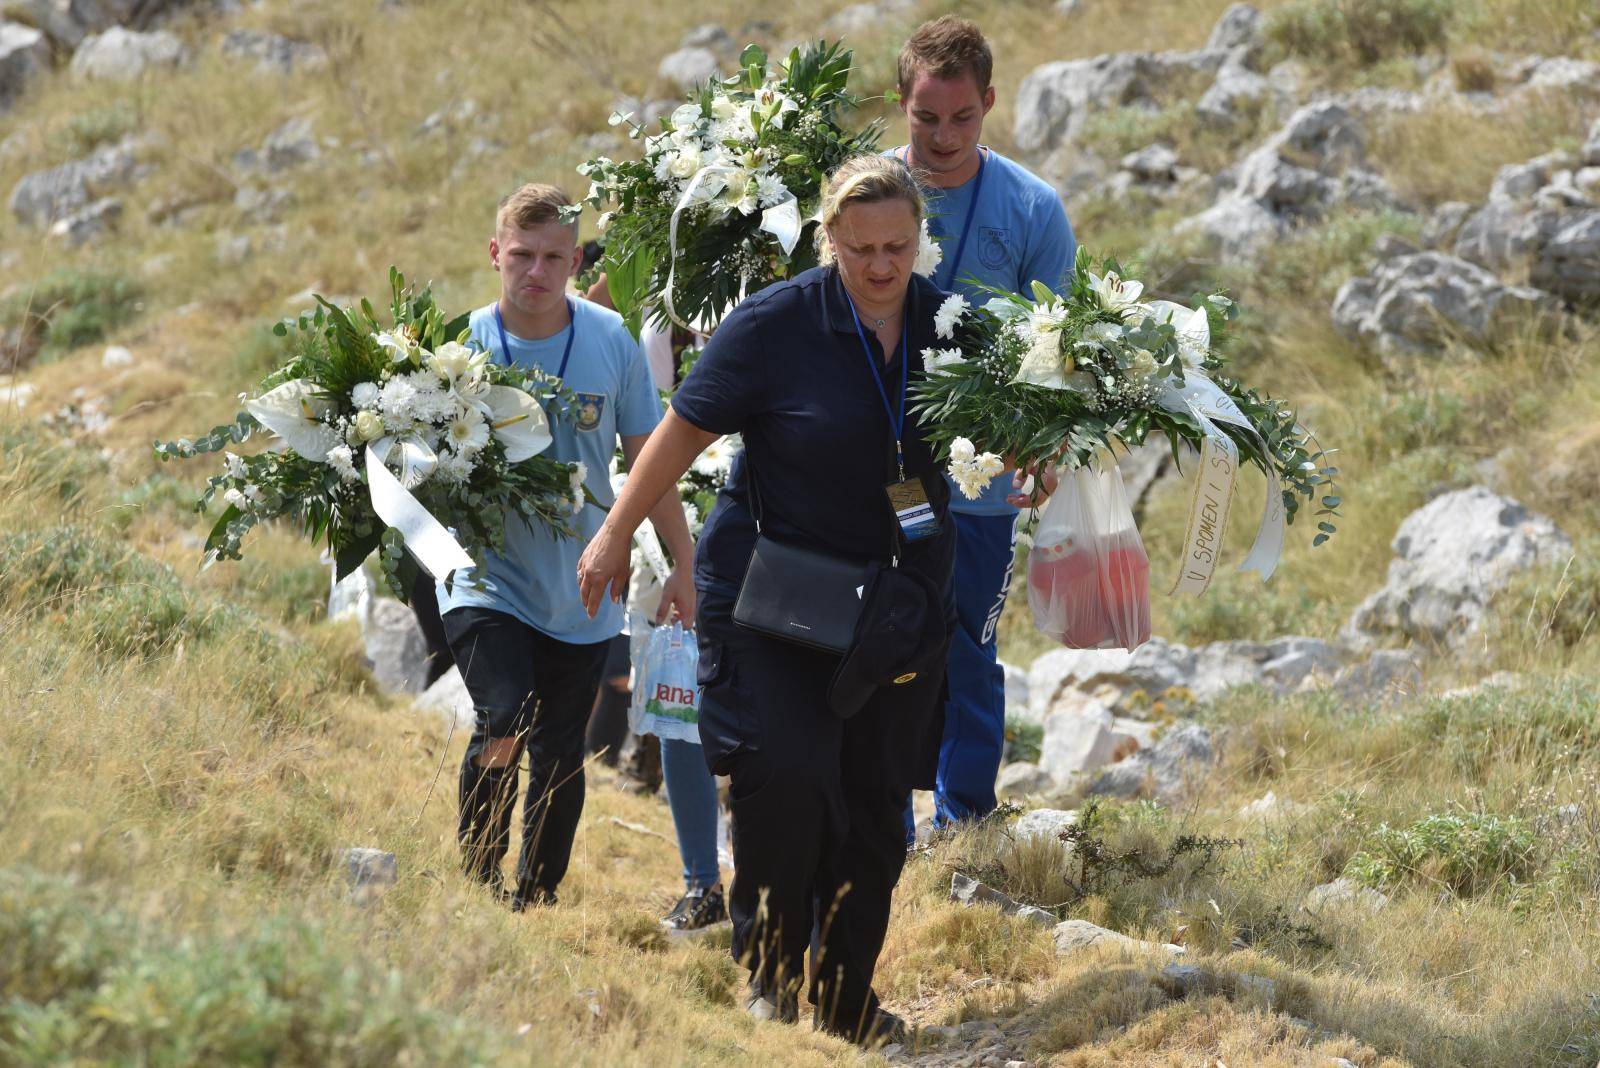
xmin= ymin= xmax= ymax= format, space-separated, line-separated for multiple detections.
xmin=570 ymin=460 xmax=588 ymax=492
xmin=435 ymin=448 xmax=475 ymax=484
xmin=933 ymin=293 xmax=968 ymax=340
xmin=325 ymin=443 xmax=360 ymax=482
xmin=950 ymin=436 xmax=976 ymax=464
xmin=351 ymin=381 xmax=380 ymax=409
xmin=915 ymin=220 xmax=943 ymax=277
xmin=923 ymin=347 xmax=966 ymax=374
xmin=756 ymin=172 xmax=789 ymax=207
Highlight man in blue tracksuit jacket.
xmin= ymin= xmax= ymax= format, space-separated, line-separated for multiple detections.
xmin=890 ymin=16 xmax=1076 ymax=831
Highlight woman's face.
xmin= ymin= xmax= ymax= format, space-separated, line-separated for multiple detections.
xmin=827 ymin=199 xmax=920 ymax=308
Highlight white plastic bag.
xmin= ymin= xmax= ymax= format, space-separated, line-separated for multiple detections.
xmin=630 ymin=620 xmax=702 ymax=743
xmin=1027 ymin=460 xmax=1151 ymax=651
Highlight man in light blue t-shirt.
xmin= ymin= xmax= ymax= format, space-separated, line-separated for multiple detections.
xmin=441 ymin=182 xmax=694 ymax=911
xmin=892 ymin=17 xmax=1077 ymax=832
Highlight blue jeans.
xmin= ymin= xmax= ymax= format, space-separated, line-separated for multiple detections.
xmin=906 ymin=510 xmax=1016 ymax=836
xmin=662 ymin=737 xmax=720 ymax=890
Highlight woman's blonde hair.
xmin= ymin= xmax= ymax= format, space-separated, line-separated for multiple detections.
xmin=816 ymin=155 xmax=925 ymax=265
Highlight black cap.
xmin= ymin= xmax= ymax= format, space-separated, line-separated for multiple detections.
xmin=828 ymin=565 xmax=948 ymax=719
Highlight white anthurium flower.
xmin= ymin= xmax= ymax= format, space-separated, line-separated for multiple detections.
xmin=481 ymin=385 xmax=553 ymax=461
xmin=1142 ymin=300 xmax=1212 ymax=368
xmin=372 ymin=433 xmax=438 ymax=490
xmin=427 ymin=341 xmax=488 ymax=383
xmin=246 ymin=379 xmax=342 ymax=460
xmin=1012 ymin=331 xmax=1082 ymax=391
xmin=933 ymin=293 xmax=968 ymax=339
xmin=915 ymin=220 xmax=943 ymax=277
xmin=1088 ymin=270 xmax=1146 ymax=317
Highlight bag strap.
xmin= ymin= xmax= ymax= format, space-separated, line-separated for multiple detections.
xmin=742 ymin=449 xmax=900 ymax=566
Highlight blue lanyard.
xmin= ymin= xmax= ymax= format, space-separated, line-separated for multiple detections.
xmin=905 ymin=146 xmax=986 ymax=292
xmin=494 ymin=298 xmax=576 ymax=379
xmin=846 ymin=296 xmax=911 ymax=481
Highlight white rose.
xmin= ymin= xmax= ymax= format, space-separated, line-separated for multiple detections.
xmin=354 ymin=410 xmax=384 ymax=442
xmin=669 ymin=144 xmax=702 ymax=179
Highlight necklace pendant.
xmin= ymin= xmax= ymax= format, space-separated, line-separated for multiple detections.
xmin=874 ymin=318 xmax=886 ymax=329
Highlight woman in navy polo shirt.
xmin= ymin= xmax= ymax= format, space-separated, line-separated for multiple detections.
xmin=577 ymin=155 xmax=955 ymax=1047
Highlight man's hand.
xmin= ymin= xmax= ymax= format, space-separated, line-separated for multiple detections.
xmin=654 ymin=567 xmax=697 ymax=626
xmin=1007 ymin=461 xmax=1059 ymax=508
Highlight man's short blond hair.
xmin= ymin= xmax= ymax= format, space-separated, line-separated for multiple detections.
xmin=897 ymin=16 xmax=993 ymax=95
xmin=496 ymin=183 xmax=576 ymax=233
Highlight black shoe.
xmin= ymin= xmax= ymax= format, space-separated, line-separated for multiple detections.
xmin=509 ymin=885 xmax=558 ymax=912
xmin=661 ymin=886 xmax=728 ymax=932
xmin=742 ymin=979 xmax=799 ymax=1025
xmin=852 ymin=1008 xmax=912 ymax=1050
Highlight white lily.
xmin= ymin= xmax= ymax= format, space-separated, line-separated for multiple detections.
xmin=246 ymin=379 xmax=342 ymax=460
xmin=372 ymin=330 xmax=419 ymax=365
xmin=1088 ymin=270 xmax=1145 ymax=317
xmin=481 ymin=385 xmax=553 ymax=461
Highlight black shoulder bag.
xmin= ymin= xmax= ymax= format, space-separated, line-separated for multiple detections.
xmin=731 ymin=468 xmax=883 ymax=655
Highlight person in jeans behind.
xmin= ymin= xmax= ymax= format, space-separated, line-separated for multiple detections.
xmin=577 ymin=155 xmax=956 ymax=1047
xmin=441 ymin=182 xmax=695 ymax=911
xmin=891 ymin=16 xmax=1076 ymax=832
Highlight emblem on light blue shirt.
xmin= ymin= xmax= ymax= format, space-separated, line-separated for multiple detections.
xmin=573 ymin=392 xmax=606 ymax=432
xmin=978 ymin=227 xmax=1010 ymax=270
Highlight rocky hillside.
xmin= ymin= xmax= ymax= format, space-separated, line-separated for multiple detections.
xmin=3 ymin=0 xmax=1600 ymax=1065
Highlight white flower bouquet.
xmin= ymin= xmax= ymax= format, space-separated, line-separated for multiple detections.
xmin=912 ymin=250 xmax=1341 ymax=595
xmin=576 ymin=41 xmax=882 ymax=333
xmin=155 ymin=269 xmax=588 ymax=600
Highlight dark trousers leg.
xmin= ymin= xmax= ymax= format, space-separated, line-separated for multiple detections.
xmin=809 ymin=675 xmax=938 ymax=1035
xmin=515 ymin=629 xmax=610 ymax=895
xmin=408 ymin=567 xmax=455 ymax=689
xmin=444 ymin=608 xmax=608 ymax=896
xmin=457 ymin=742 xmax=519 ymax=884
xmin=584 ymin=635 xmax=633 ymax=767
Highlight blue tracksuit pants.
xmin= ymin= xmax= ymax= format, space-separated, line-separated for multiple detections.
xmin=906 ymin=510 xmax=1016 ymax=834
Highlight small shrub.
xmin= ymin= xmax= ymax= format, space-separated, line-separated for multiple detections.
xmin=1450 ymin=48 xmax=1497 ymax=92
xmin=0 ymin=868 xmax=503 ymax=1064
xmin=0 ymin=269 xmax=144 ymax=359
xmin=59 ymin=105 xmax=138 ymax=153
xmin=1004 ymin=716 xmax=1043 ymax=764
xmin=1491 ymin=542 xmax=1600 ymax=651
xmin=1344 ymin=808 xmax=1539 ymax=897
xmin=1266 ymin=0 xmax=1454 ymax=66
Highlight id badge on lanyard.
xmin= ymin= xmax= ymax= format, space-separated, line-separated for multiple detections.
xmin=847 ymin=297 xmax=942 ymax=545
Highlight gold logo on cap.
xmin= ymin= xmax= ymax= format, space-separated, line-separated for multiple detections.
xmin=893 ymin=672 xmax=917 ymax=685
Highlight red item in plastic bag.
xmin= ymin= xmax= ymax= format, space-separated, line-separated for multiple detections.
xmin=1026 ymin=463 xmax=1151 ymax=650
